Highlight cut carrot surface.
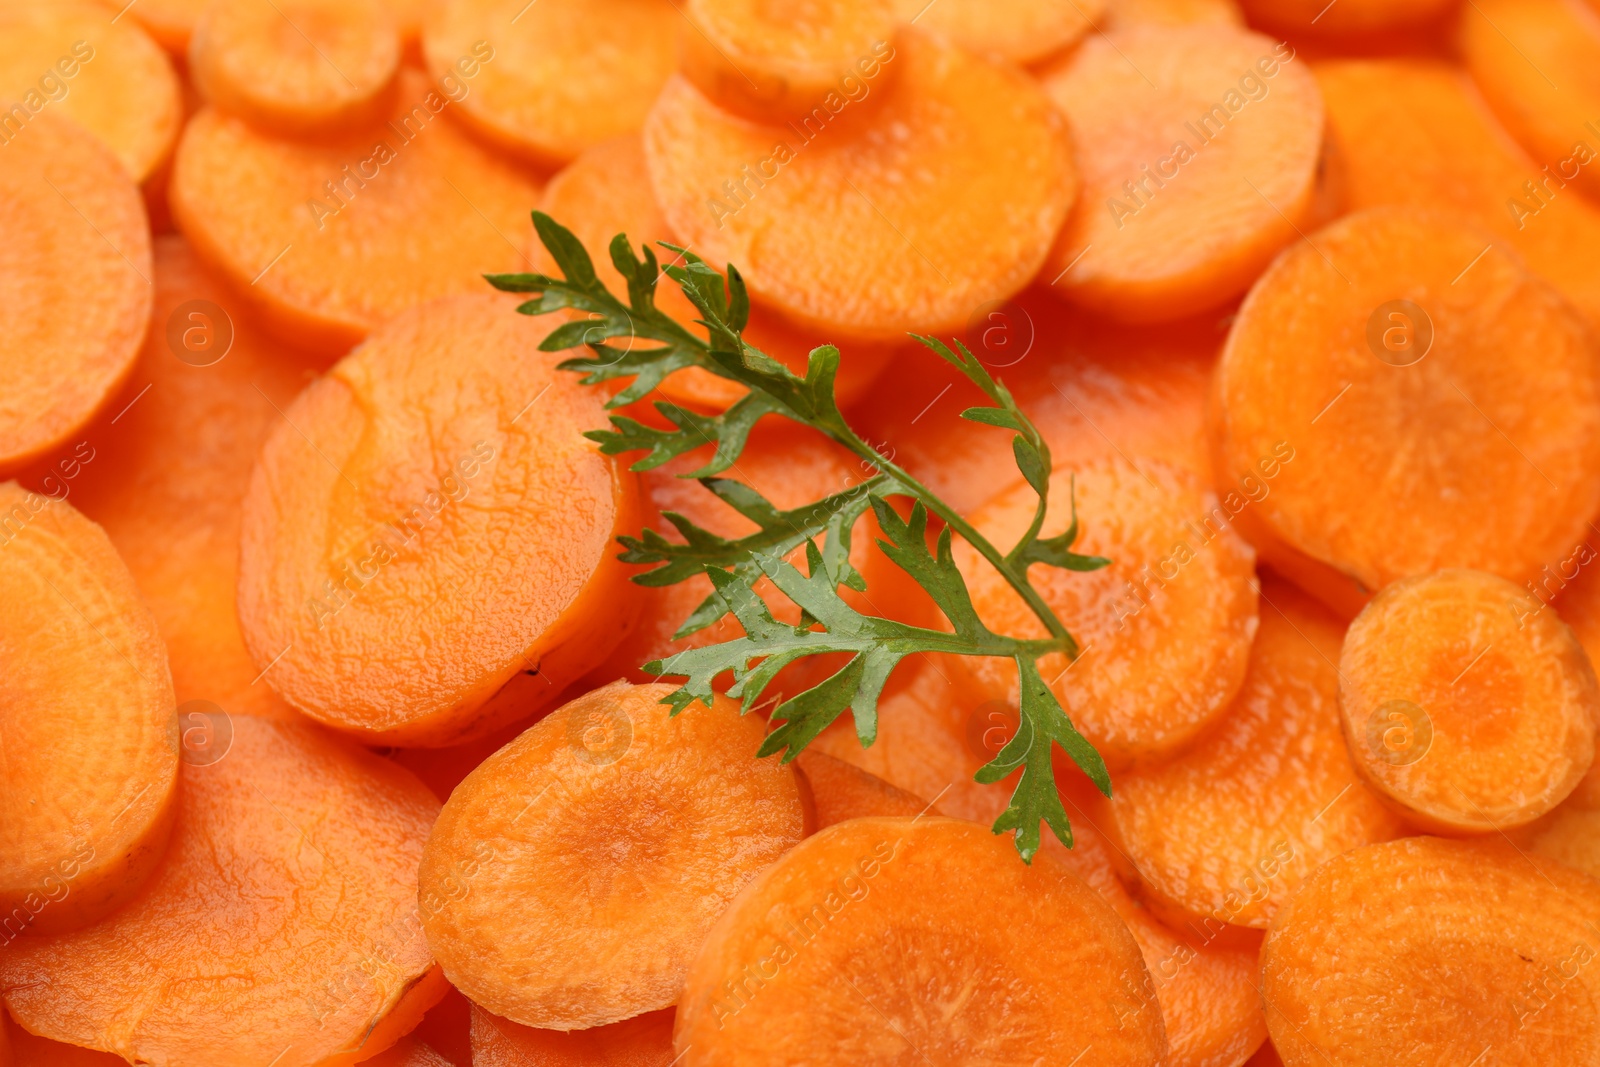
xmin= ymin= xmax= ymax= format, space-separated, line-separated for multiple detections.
xmin=1038 ymin=26 xmax=1324 ymax=322
xmin=170 ymin=69 xmax=542 ymax=353
xmin=472 ymin=1004 xmax=675 ymax=1066
xmin=1260 ymin=836 xmax=1600 ymax=1066
xmin=0 ymin=483 xmax=178 ymax=938
xmin=891 ymin=0 xmax=1104 ymax=66
xmin=794 ymin=749 xmax=930 ymax=829
xmin=645 ymin=28 xmax=1077 ymax=338
xmin=0 ymin=113 xmax=151 ymax=478
xmin=237 ymin=293 xmax=637 ymax=747
xmin=419 ymin=683 xmax=806 ymax=1029
xmin=189 ymin=0 xmax=401 ymax=136
xmin=1214 ymin=206 xmax=1600 ymax=595
xmin=1109 ymin=579 xmax=1403 ymax=931
xmin=422 ymin=0 xmax=678 ymax=167
xmin=1102 ymin=0 xmax=1244 ymax=28
xmin=0 ymin=715 xmax=443 ymax=1067
xmin=1239 ymin=0 xmax=1457 ymax=35
xmin=1517 ymin=764 xmax=1600 ymax=881
xmin=132 ymin=0 xmax=429 ymax=53
xmin=675 ymin=816 xmax=1168 ymax=1066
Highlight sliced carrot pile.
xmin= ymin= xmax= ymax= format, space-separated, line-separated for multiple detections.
xmin=0 ymin=483 xmax=177 ymax=937
xmin=536 ymin=134 xmax=895 ymax=410
xmin=422 ymin=0 xmax=679 ymax=167
xmin=1109 ymin=579 xmax=1403 ymax=931
xmin=1038 ymin=26 xmax=1323 ymax=322
xmin=189 ymin=0 xmax=401 ymax=136
xmin=645 ymin=27 xmax=1078 ymax=337
xmin=170 ymin=69 xmax=542 ymax=353
xmin=1239 ymin=0 xmax=1455 ymax=35
xmin=419 ymin=682 xmax=806 ymax=1029
xmin=0 ymin=113 xmax=151 ymax=477
xmin=794 ymin=749 xmax=930 ymax=828
xmin=1260 ymin=837 xmax=1600 ymax=1065
xmin=682 ymin=0 xmax=896 ymax=120
xmin=952 ymin=454 xmax=1259 ymax=769
xmin=676 ymin=816 xmax=1168 ymax=1065
xmin=1102 ymin=0 xmax=1244 ymax=28
xmin=236 ymin=293 xmax=638 ymax=746
xmin=0 ymin=715 xmax=444 ymax=1065
xmin=893 ymin=0 xmax=1103 ymax=66
xmin=1214 ymin=206 xmax=1600 ymax=597
xmin=472 ymin=1004 xmax=675 ymax=1066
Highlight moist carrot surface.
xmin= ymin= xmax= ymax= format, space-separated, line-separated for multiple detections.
xmin=891 ymin=0 xmax=1105 ymax=66
xmin=472 ymin=1004 xmax=675 ymax=1066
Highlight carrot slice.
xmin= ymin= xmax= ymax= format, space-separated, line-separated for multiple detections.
xmin=0 ymin=715 xmax=444 ymax=1065
xmin=237 ymin=293 xmax=638 ymax=746
xmin=645 ymin=27 xmax=1078 ymax=337
xmin=0 ymin=483 xmax=177 ymax=937
xmin=188 ymin=0 xmax=401 ymax=136
xmin=1215 ymin=206 xmax=1600 ymax=596
xmin=1109 ymin=579 xmax=1403 ymax=931
xmin=1102 ymin=0 xmax=1244 ymax=28
xmin=1261 ymin=837 xmax=1600 ymax=1066
xmin=536 ymin=134 xmax=895 ymax=410
xmin=422 ymin=0 xmax=678 ymax=167
xmin=1037 ymin=26 xmax=1323 ymax=322
xmin=170 ymin=69 xmax=542 ymax=353
xmin=1238 ymin=0 xmax=1454 ymax=34
xmin=471 ymin=1005 xmax=675 ymax=1066
xmin=676 ymin=816 xmax=1168 ymax=1065
xmin=0 ymin=113 xmax=150 ymax=477
xmin=1518 ymin=761 xmax=1600 ymax=880
xmin=952 ymin=454 xmax=1259 ymax=769
xmin=794 ymin=749 xmax=930 ymax=829
xmin=893 ymin=0 xmax=1104 ymax=66
xmin=362 ymin=1036 xmax=453 ymax=1067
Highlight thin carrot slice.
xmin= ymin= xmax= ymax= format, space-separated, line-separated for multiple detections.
xmin=0 ymin=113 xmax=150 ymax=477
xmin=188 ymin=0 xmax=401 ymax=136
xmin=1102 ymin=0 xmax=1244 ymax=28
xmin=536 ymin=134 xmax=895 ymax=410
xmin=1215 ymin=206 xmax=1600 ymax=595
xmin=645 ymin=27 xmax=1077 ymax=337
xmin=471 ymin=1005 xmax=675 ymax=1066
xmin=952 ymin=454 xmax=1259 ymax=769
xmin=422 ymin=0 xmax=678 ymax=167
xmin=0 ymin=0 xmax=181 ymax=183
xmin=1238 ymin=0 xmax=1454 ymax=34
xmin=0 ymin=715 xmax=444 ymax=1066
xmin=170 ymin=69 xmax=542 ymax=353
xmin=893 ymin=0 xmax=1104 ymax=66
xmin=1109 ymin=579 xmax=1403 ymax=931
xmin=419 ymin=682 xmax=806 ymax=1029
xmin=794 ymin=749 xmax=929 ymax=829
xmin=0 ymin=483 xmax=177 ymax=937
xmin=675 ymin=816 xmax=1168 ymax=1065
xmin=1037 ymin=26 xmax=1323 ymax=322
xmin=237 ymin=293 xmax=638 ymax=747
xmin=1260 ymin=837 xmax=1600 ymax=1065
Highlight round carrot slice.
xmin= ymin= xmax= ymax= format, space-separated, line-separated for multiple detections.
xmin=894 ymin=0 xmax=1104 ymax=66
xmin=237 ymin=293 xmax=638 ymax=747
xmin=951 ymin=454 xmax=1259 ymax=769
xmin=170 ymin=69 xmax=542 ymax=353
xmin=645 ymin=27 xmax=1077 ymax=337
xmin=536 ymin=134 xmax=895 ymax=410
xmin=1109 ymin=579 xmax=1403 ymax=931
xmin=1102 ymin=0 xmax=1243 ymax=28
xmin=1238 ymin=0 xmax=1454 ymax=34
xmin=1340 ymin=568 xmax=1599 ymax=833
xmin=422 ymin=0 xmax=678 ymax=167
xmin=676 ymin=816 xmax=1168 ymax=1065
xmin=1215 ymin=206 xmax=1600 ymax=595
xmin=0 ymin=483 xmax=177 ymax=937
xmin=471 ymin=1004 xmax=675 ymax=1066
xmin=188 ymin=0 xmax=401 ymax=136
xmin=0 ymin=0 xmax=181 ymax=183
xmin=419 ymin=682 xmax=806 ymax=1029
xmin=794 ymin=749 xmax=930 ymax=829
xmin=0 ymin=715 xmax=444 ymax=1066
xmin=0 ymin=113 xmax=150 ymax=477
xmin=1261 ymin=836 xmax=1600 ymax=1066
xmin=1038 ymin=26 xmax=1323 ymax=322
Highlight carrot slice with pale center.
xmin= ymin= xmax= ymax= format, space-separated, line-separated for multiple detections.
xmin=471 ymin=1004 xmax=675 ymax=1066
xmin=893 ymin=0 xmax=1104 ymax=66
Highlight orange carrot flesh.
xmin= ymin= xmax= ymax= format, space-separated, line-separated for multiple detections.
xmin=892 ymin=0 xmax=1105 ymax=66
xmin=471 ymin=1004 xmax=676 ymax=1066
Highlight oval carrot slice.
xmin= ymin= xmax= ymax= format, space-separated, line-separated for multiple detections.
xmin=1109 ymin=579 xmax=1403 ymax=931
xmin=422 ymin=0 xmax=678 ymax=167
xmin=0 ymin=715 xmax=444 ymax=1066
xmin=794 ymin=749 xmax=929 ymax=829
xmin=1102 ymin=0 xmax=1244 ymax=28
xmin=1260 ymin=837 xmax=1600 ymax=1066
xmin=170 ymin=69 xmax=542 ymax=353
xmin=237 ymin=293 xmax=637 ymax=747
xmin=894 ymin=0 xmax=1104 ymax=66
xmin=0 ymin=483 xmax=177 ymax=937
xmin=0 ymin=113 xmax=151 ymax=477
xmin=419 ymin=682 xmax=806 ymax=1029
xmin=471 ymin=1004 xmax=675 ymax=1066
xmin=0 ymin=0 xmax=181 ymax=183
xmin=676 ymin=816 xmax=1168 ymax=1065
xmin=952 ymin=454 xmax=1259 ymax=769
xmin=645 ymin=27 xmax=1077 ymax=337
xmin=1215 ymin=206 xmax=1600 ymax=595
xmin=1038 ymin=26 xmax=1323 ymax=322
xmin=188 ymin=0 xmax=401 ymax=136
xmin=1238 ymin=0 xmax=1454 ymax=34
